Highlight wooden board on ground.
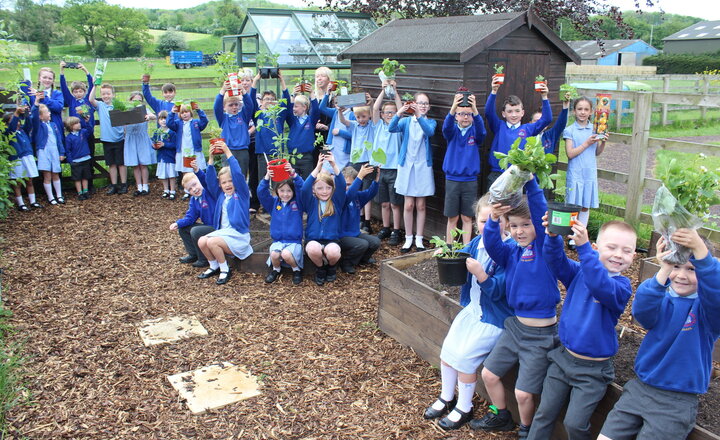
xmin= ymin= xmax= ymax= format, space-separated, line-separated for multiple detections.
xmin=167 ymin=362 xmax=261 ymax=415
xmin=137 ymin=316 xmax=208 ymax=347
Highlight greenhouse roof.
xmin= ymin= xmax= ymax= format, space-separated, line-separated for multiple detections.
xmin=234 ymin=8 xmax=378 ymax=67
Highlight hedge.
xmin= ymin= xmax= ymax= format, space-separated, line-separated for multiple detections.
xmin=643 ymin=52 xmax=720 ymax=74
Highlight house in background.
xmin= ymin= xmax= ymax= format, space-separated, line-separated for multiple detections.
xmin=663 ymin=20 xmax=720 ymax=55
xmin=567 ymin=39 xmax=659 ymax=66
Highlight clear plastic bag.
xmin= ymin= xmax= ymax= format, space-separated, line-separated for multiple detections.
xmin=489 ymin=165 xmax=532 ymax=208
xmin=651 ymin=185 xmax=704 ymax=265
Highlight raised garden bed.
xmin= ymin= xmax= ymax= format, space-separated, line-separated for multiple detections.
xmin=380 ymin=251 xmax=720 ymax=439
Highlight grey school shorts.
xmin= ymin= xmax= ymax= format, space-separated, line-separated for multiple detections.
xmin=70 ymin=159 xmax=92 ymax=181
xmin=444 ymin=179 xmax=478 ymax=218
xmin=375 ymin=168 xmax=403 ymax=205
xmin=599 ymin=378 xmax=698 ymax=440
xmin=102 ymin=140 xmax=124 ymax=166
xmin=482 ymin=316 xmax=559 ymax=395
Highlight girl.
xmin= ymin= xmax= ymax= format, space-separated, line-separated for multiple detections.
xmin=300 ymin=152 xmax=346 ymax=286
xmin=425 ymin=194 xmax=514 ymax=430
xmin=31 ymin=102 xmax=65 ymax=205
xmin=167 ymin=102 xmax=209 ymax=200
xmin=389 ymin=92 xmax=437 ymax=253
xmin=285 ymin=88 xmax=320 ymax=179
xmin=3 ymin=107 xmax=40 ymax=210
xmin=153 ymin=111 xmax=177 ymax=199
xmin=125 ymin=92 xmax=157 ymax=196
xmin=197 ymin=142 xmax=253 ymax=285
xmin=22 ymin=67 xmax=64 ymax=141
xmin=563 ymin=97 xmax=606 ymax=247
xmin=257 ymin=162 xmax=305 ymax=285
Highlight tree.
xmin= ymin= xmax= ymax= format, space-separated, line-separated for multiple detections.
xmin=11 ymin=0 xmax=63 ymax=59
xmin=62 ymin=0 xmax=106 ymax=51
xmin=157 ymin=29 xmax=188 ymax=56
xmin=213 ymin=0 xmax=244 ymax=37
xmin=96 ymin=5 xmax=151 ymax=56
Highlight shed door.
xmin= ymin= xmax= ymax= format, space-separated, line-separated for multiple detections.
xmin=489 ymin=51 xmax=549 ymax=106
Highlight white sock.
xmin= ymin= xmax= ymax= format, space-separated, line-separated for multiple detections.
xmin=578 ymin=209 xmax=590 ymax=226
xmin=403 ymin=236 xmax=413 ymax=248
xmin=16 ymin=196 xmax=24 ymax=206
xmin=455 ymin=379 xmax=475 ymax=413
xmin=142 ymin=184 xmax=149 ymax=192
xmin=28 ymin=193 xmax=36 ymax=203
xmin=292 ymin=266 xmax=300 ymax=271
xmin=169 ymin=190 xmax=176 ymax=195
xmin=273 ymin=266 xmax=281 ymax=272
xmin=208 ymin=260 xmax=219 ymax=270
xmin=219 ymin=261 xmax=229 ymax=272
xmin=43 ymin=183 xmax=53 ymax=201
xmin=415 ymin=235 xmax=424 ymax=247
xmin=137 ymin=184 xmax=143 ymax=191
xmin=438 ymin=363 xmax=458 ymax=405
xmin=52 ymin=180 xmax=62 ymax=198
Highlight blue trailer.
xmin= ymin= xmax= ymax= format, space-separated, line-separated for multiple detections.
xmin=170 ymin=51 xmax=205 ymax=69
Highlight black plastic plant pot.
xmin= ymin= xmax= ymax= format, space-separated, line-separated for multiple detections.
xmin=459 ymin=91 xmax=471 ymax=107
xmin=259 ymin=68 xmax=271 ymax=79
xmin=547 ymin=202 xmax=583 ymax=235
xmin=436 ymin=252 xmax=470 ymax=286
xmin=268 ymin=67 xmax=279 ymax=79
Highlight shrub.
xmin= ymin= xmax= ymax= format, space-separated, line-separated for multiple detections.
xmin=156 ymin=30 xmax=188 ymax=56
xmin=643 ymin=52 xmax=720 ymax=74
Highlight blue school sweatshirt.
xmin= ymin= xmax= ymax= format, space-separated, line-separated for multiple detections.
xmin=483 ymin=178 xmax=559 ymax=319
xmin=340 ymin=178 xmax=378 ymax=238
xmin=64 ymin=118 xmax=93 ymax=163
xmin=213 ymin=92 xmax=254 ymax=150
xmin=205 ymin=156 xmax=251 ymax=233
xmin=22 ymin=81 xmax=65 ymax=143
xmin=251 ymin=88 xmax=287 ymax=155
xmin=485 ymin=93 xmax=552 ymax=172
xmin=441 ymin=113 xmax=486 ymax=182
xmin=318 ymin=94 xmax=354 ymax=153
xmin=60 ymin=73 xmax=95 ymax=127
xmin=544 ymin=236 xmax=632 ymax=358
xmin=633 ymin=253 xmax=720 ymax=394
xmin=6 ymin=115 xmax=33 ymax=160
xmin=285 ymin=90 xmax=320 ymax=154
xmin=142 ymin=83 xmax=175 ymax=115
xmin=257 ymin=175 xmax=305 ymax=244
xmin=30 ymin=106 xmax=65 ymax=156
xmin=539 ymin=107 xmax=568 ymax=154
xmin=300 ymin=173 xmax=346 ymax=241
xmin=152 ymin=128 xmax=177 ymax=164
xmin=166 ymin=111 xmax=209 ymax=154
xmin=388 ymin=114 xmax=436 ymax=167
xmin=175 ymin=188 xmax=217 ymax=229
xmin=458 ymin=235 xmax=515 ymax=329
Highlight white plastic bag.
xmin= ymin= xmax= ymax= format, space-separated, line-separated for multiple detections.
xmin=651 ymin=185 xmax=704 ymax=265
xmin=489 ymin=165 xmax=532 ymax=208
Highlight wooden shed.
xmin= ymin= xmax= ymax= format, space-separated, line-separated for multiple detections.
xmin=338 ymin=11 xmax=580 ymax=237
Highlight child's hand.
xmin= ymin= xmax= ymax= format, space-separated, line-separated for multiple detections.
xmin=539 ymin=82 xmax=549 ymax=99
xmin=357 ymin=163 xmax=374 ymax=180
xmin=375 ymin=165 xmax=381 ymax=181
xmin=59 ymin=155 xmax=66 ymax=162
xmin=144 ymin=114 xmax=150 ymax=121
xmin=453 ymin=94 xmax=463 ymax=106
xmin=316 ymin=122 xmax=328 ymax=131
xmin=324 ymin=151 xmax=336 ymax=165
xmin=154 ymin=141 xmax=163 ymax=149
xmin=398 ymin=103 xmax=410 ymax=115
xmin=365 ymin=92 xmax=373 ymax=106
xmin=466 ymin=257 xmax=489 ymax=282
xmin=541 ymin=211 xmax=557 ymax=237
xmin=468 ymin=95 xmax=477 ymax=108
xmin=266 ymin=167 xmax=274 ymax=180
xmin=190 ymin=159 xmax=199 ymax=173
xmin=284 ymin=161 xmax=295 ymax=175
xmin=654 ymin=236 xmax=674 ymax=284
xmin=222 ymin=81 xmax=230 ymax=92
xmin=35 ymin=91 xmax=44 ymax=101
xmin=293 ymin=85 xmax=302 ymax=95
xmin=569 ymin=220 xmax=589 ymax=247
xmin=332 ymin=128 xmax=340 ymax=136
xmin=170 ymin=222 xmax=179 ymax=231
xmin=78 ymin=63 xmax=88 ymax=73
xmin=671 ymin=228 xmax=709 ymax=260
xmin=562 ymin=92 xmax=571 ymax=108
xmin=491 ymin=75 xmax=502 ymax=93
xmin=60 ymin=61 xmax=66 ymax=70
xmin=490 ymin=203 xmax=512 ymax=221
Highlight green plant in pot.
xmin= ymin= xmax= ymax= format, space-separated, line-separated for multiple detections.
xmin=335 ymin=80 xmax=350 ymax=96
xmin=559 ymin=83 xmax=579 ymax=102
xmin=255 ymin=99 xmax=301 ymax=182
xmin=152 ymin=127 xmax=167 ymax=149
xmin=652 ymin=154 xmax=720 ymax=264
xmin=534 ymin=75 xmax=546 ymax=92
xmin=207 ymin=122 xmax=224 ymax=155
xmin=374 ymin=58 xmax=406 ymax=99
xmin=402 ymin=92 xmax=415 ymax=115
xmin=213 ymin=52 xmax=239 ymax=86
xmin=493 ymin=64 xmax=505 ymax=84
xmin=140 ymin=57 xmax=155 ymax=83
xmin=111 ymin=97 xmax=129 ymax=112
xmin=430 ymin=228 xmax=470 ymax=286
xmin=256 ymin=51 xmax=280 ymax=79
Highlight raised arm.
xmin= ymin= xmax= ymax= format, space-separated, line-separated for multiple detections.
xmin=88 ymin=85 xmax=98 ymax=108
xmin=442 ymin=113 xmax=456 ymax=141
xmin=59 ymin=73 xmax=73 ymax=106
xmin=484 ymin=88 xmax=502 ymax=134
xmin=372 ymin=89 xmax=385 ymax=124
xmin=417 ymin=115 xmax=436 ymax=137
xmin=543 ymin=233 xmax=580 ymax=289
xmin=526 ymin=97 xmax=552 ymax=136
xmin=336 ymin=106 xmax=351 ymax=128
xmin=213 ymin=93 xmax=225 ymax=126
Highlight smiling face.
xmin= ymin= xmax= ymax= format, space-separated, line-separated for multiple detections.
xmin=163 ymin=90 xmax=176 ymax=102
xmin=261 ymin=94 xmax=276 ymax=110
xmin=38 ymin=70 xmax=55 ymax=90
xmin=355 ymin=110 xmax=370 ymax=126
xmin=100 ymin=87 xmax=114 ymax=104
xmin=507 ymin=214 xmax=535 ymax=247
xmin=381 ymin=103 xmax=396 ymax=124
xmin=502 ymin=104 xmax=524 ymax=125
xmin=313 ymin=178 xmax=334 ymax=201
xmin=670 ymin=261 xmax=698 ymax=296
xmin=573 ymin=99 xmax=592 ymax=124
xmin=218 ymin=171 xmax=234 ymax=195
xmin=184 ymin=177 xmax=204 ymax=197
xmin=277 ymin=182 xmax=294 ymax=203
xmin=158 ymin=117 xmax=167 ymax=128
xmin=293 ymin=100 xmax=308 ymax=117
xmin=415 ymin=93 xmax=430 ymax=116
xmin=594 ymin=225 xmax=636 ymax=274
xmin=455 ymin=107 xmax=474 ymax=128
xmin=315 ymin=71 xmax=330 ymax=90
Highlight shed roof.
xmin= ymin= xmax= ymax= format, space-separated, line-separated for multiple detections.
xmin=566 ymin=39 xmax=655 ymax=59
xmin=338 ymin=11 xmax=580 ymax=64
xmin=663 ymin=20 xmax=720 ymax=41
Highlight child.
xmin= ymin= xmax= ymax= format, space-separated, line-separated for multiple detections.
xmin=168 ymin=103 xmax=209 ymax=175
xmin=63 ymin=116 xmax=94 ymax=200
xmin=301 ymin=152 xmax=345 ymax=286
xmin=442 ymin=92 xmax=486 ymax=245
xmin=471 ymin=177 xmax=560 ymax=437
xmin=389 ymin=92 xmax=437 ymax=253
xmin=213 ymin=79 xmax=255 ymax=176
xmin=170 ymin=171 xmax=217 ymax=268
xmin=252 ymin=71 xmax=288 ymax=180
xmin=286 ymin=87 xmax=320 ymax=179
xmin=257 ymin=162 xmax=305 ymax=285
xmin=339 ymin=164 xmax=380 ymax=274
xmin=89 ymin=83 xmax=127 ymax=194
xmin=485 ymin=75 xmax=551 ymax=188
xmin=425 ymin=193 xmax=514 ymax=431
xmin=196 ymin=143 xmax=253 ymax=285
xmin=30 ymin=103 xmax=65 ymax=205
xmin=125 ymin=92 xmax=157 ymax=196
xmin=319 ymin=91 xmax=355 ymax=171
xmin=527 ymin=220 xmax=636 ymax=440
xmin=153 ymin=111 xmax=178 ymax=199
xmin=530 ymin=92 xmax=571 ymax=155
xmin=22 ymin=67 xmax=65 ymax=143
xmin=371 ymin=82 xmax=403 ymax=245
xmin=60 ymin=61 xmax=95 ymax=127
xmin=142 ymin=79 xmax=176 ymax=116
xmin=563 ymin=97 xmax=606 ymax=246
xmin=599 ymin=230 xmax=720 ymax=440
xmin=3 ymin=107 xmax=41 ymax=210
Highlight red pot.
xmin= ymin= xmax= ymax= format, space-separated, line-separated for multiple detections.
xmin=404 ymin=100 xmax=415 ymax=115
xmin=329 ymin=81 xmax=338 ymax=92
xmin=173 ymin=104 xmax=182 ymax=113
xmin=268 ymin=158 xmax=291 ymax=182
xmin=153 ymin=141 xmax=162 ymax=150
xmin=183 ymin=156 xmax=195 ymax=168
xmin=495 ymin=73 xmax=505 ymax=84
xmin=210 ymin=137 xmax=225 ymax=155
xmin=191 ymin=101 xmax=199 ymax=110
xmin=535 ymin=81 xmax=546 ymax=92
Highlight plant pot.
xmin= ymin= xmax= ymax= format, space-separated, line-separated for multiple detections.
xmin=227 ymin=88 xmax=241 ymax=97
xmin=153 ymin=141 xmax=162 ymax=150
xmin=109 ymin=105 xmax=147 ymax=127
xmin=142 ymin=74 xmax=150 ymax=83
xmin=183 ymin=156 xmax=195 ymax=168
xmin=259 ymin=67 xmax=279 ymax=79
xmin=173 ymin=104 xmax=182 ymax=113
xmin=297 ymin=82 xmax=312 ymax=94
xmin=329 ymin=81 xmax=338 ymax=92
xmin=459 ymin=91 xmax=471 ymax=107
xmin=404 ymin=101 xmax=415 ymax=116
xmin=547 ymin=202 xmax=582 ymax=235
xmin=436 ymin=252 xmax=470 ymax=286
xmin=190 ymin=101 xmax=199 ymax=110
xmin=535 ymin=81 xmax=546 ymax=92
xmin=495 ymin=73 xmax=505 ymax=84
xmin=268 ymin=158 xmax=291 ymax=182
xmin=209 ymin=137 xmax=225 ymax=155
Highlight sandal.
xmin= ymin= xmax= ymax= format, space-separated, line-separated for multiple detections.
xmin=56 ymin=197 xmax=66 ymax=204
xmin=49 ymin=199 xmax=58 ymax=205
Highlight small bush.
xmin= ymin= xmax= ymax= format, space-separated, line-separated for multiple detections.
xmin=156 ymin=30 xmax=188 ymax=57
xmin=643 ymin=52 xmax=720 ymax=74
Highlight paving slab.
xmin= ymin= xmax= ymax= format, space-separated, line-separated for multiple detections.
xmin=137 ymin=316 xmax=208 ymax=347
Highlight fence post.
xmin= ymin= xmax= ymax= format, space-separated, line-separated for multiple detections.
xmin=661 ymin=75 xmax=670 ymax=126
xmin=624 ymin=91 xmax=652 ymax=225
xmin=615 ymin=77 xmax=624 ymax=131
xmin=701 ymin=75 xmax=710 ymax=119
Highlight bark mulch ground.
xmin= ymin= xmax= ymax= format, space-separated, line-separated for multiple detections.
xmin=1 ymin=183 xmax=513 ymax=440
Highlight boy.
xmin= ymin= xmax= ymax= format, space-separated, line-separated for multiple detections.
xmin=153 ymin=111 xmax=177 ymax=199
xmin=472 ymin=177 xmax=560 ymax=438
xmin=339 ymin=165 xmax=381 ymax=274
xmin=213 ymin=79 xmax=255 ymax=177
xmin=251 ymin=71 xmax=288 ymax=180
xmin=599 ymin=230 xmax=720 ymax=440
xmin=142 ymin=79 xmax=176 ymax=116
xmin=442 ymin=92 xmax=486 ymax=245
xmin=89 ymin=83 xmax=127 ymax=195
xmin=169 ymin=170 xmax=217 ymax=268
xmin=64 ymin=116 xmax=94 ymax=200
xmin=527 ymin=220 xmax=636 ymax=440
xmin=60 ymin=61 xmax=94 ymax=126
xmin=371 ymin=82 xmax=404 ymax=246
xmin=485 ymin=76 xmax=551 ymax=188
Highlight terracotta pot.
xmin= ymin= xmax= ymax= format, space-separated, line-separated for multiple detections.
xmin=329 ymin=81 xmax=338 ymax=92
xmin=495 ymin=73 xmax=505 ymax=84
xmin=153 ymin=141 xmax=162 ymax=150
xmin=183 ymin=156 xmax=195 ymax=168
xmin=404 ymin=100 xmax=415 ymax=115
xmin=210 ymin=137 xmax=225 ymax=155
xmin=535 ymin=81 xmax=546 ymax=92
xmin=268 ymin=158 xmax=291 ymax=182
xmin=173 ymin=104 xmax=181 ymax=113
xmin=142 ymin=74 xmax=150 ymax=83
xmin=190 ymin=101 xmax=199 ymax=110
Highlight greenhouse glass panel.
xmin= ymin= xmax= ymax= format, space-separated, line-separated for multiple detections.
xmin=340 ymin=18 xmax=377 ymax=40
xmin=314 ymin=42 xmax=351 ymax=54
xmin=295 ymin=12 xmax=347 ymax=40
xmin=252 ymin=14 xmax=314 ymax=54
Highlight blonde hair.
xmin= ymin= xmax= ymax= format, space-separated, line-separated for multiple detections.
xmin=474 ymin=192 xmax=492 ymax=218
xmin=64 ymin=116 xmax=80 ymax=132
xmin=314 ymin=172 xmax=336 ymax=220
xmin=38 ymin=67 xmax=56 ymax=86
xmin=341 ymin=166 xmax=358 ymax=180
xmin=224 ymin=95 xmax=241 ymax=105
xmin=217 ymin=166 xmax=231 ymax=181
xmin=239 ymin=68 xmax=254 ymax=80
xmin=315 ymin=66 xmax=333 ymax=81
xmin=179 ymin=104 xmax=193 ymax=114
xmin=100 ymin=83 xmax=115 ymax=93
xmin=182 ymin=172 xmax=199 ymax=187
xmin=294 ymin=94 xmax=310 ymax=112
xmin=353 ymin=106 xmax=371 ymax=117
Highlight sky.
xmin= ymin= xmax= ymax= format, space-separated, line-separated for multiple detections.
xmin=99 ymin=0 xmax=720 ymax=21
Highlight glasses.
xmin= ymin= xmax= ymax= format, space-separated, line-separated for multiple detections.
xmin=381 ymin=111 xmax=395 ymax=115
xmin=415 ymin=102 xmax=430 ymax=106
xmin=456 ymin=112 xmax=473 ymax=117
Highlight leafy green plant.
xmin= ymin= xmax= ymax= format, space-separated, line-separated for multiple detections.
xmin=654 ymin=154 xmax=720 ymax=219
xmin=152 ymin=127 xmax=168 ymax=141
xmin=535 ymin=75 xmax=545 ymax=82
xmin=111 ymin=97 xmax=129 ymax=111
xmin=493 ymin=64 xmax=505 ymax=74
xmin=256 ymin=50 xmax=279 ymax=67
xmin=559 ymin=83 xmax=579 ymax=102
xmin=494 ymin=135 xmax=559 ymax=189
xmin=255 ymin=99 xmax=303 ymax=164
xmin=76 ymin=104 xmax=92 ymax=118
xmin=207 ymin=122 xmax=223 ymax=139
xmin=374 ymin=58 xmax=406 ymax=78
xmin=213 ymin=51 xmax=238 ymax=86
xmin=139 ymin=57 xmax=154 ymax=75
xmin=430 ymin=229 xmax=467 ymax=258
xmin=401 ymin=92 xmax=414 ymax=101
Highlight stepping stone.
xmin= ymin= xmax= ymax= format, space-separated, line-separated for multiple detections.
xmin=137 ymin=316 xmax=208 ymax=347
xmin=167 ymin=362 xmax=261 ymax=414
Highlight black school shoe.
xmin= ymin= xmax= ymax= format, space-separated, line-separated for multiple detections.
xmin=388 ymin=229 xmax=402 ymax=246
xmin=106 ymin=184 xmax=118 ymax=195
xmin=117 ymin=183 xmax=128 ymax=194
xmin=325 ymin=264 xmax=338 ymax=282
xmin=377 ymin=227 xmax=391 ymax=240
xmin=179 ymin=255 xmax=197 ymax=264
xmin=423 ymin=396 xmax=457 ymax=420
xmin=192 ymin=260 xmax=209 ymax=268
xmin=30 ymin=202 xmax=43 ymax=209
xmin=340 ymin=262 xmax=356 ymax=274
xmin=56 ymin=197 xmax=66 ymax=204
xmin=265 ymin=269 xmax=281 ymax=284
xmin=292 ymin=270 xmax=303 ymax=285
xmin=17 ymin=204 xmax=29 ymax=212
xmin=216 ymin=269 xmax=232 ymax=285
xmin=314 ymin=266 xmax=327 ymax=286
xmin=133 ymin=190 xmax=143 ymax=197
xmin=198 ymin=268 xmax=220 ymax=279
xmin=469 ymin=408 xmax=515 ymax=431
xmin=438 ymin=407 xmax=473 ymax=431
